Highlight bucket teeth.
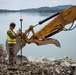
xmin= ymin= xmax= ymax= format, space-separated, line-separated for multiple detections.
xmin=52 ymin=39 xmax=61 ymax=47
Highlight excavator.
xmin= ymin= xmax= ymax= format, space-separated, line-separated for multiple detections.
xmin=21 ymin=5 xmax=76 ymax=47
xmin=6 ymin=5 xmax=76 ymax=56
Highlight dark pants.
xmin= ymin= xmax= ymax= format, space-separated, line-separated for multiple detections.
xmin=9 ymin=44 xmax=15 ymax=65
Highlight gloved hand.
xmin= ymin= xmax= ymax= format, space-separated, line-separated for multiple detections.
xmin=17 ymin=28 xmax=22 ymax=36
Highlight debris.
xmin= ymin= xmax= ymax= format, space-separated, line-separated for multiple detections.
xmin=0 ymin=56 xmax=76 ymax=75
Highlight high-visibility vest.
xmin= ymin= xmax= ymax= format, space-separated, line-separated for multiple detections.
xmin=7 ymin=29 xmax=16 ymax=44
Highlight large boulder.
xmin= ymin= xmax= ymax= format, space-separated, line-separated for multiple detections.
xmin=0 ymin=44 xmax=7 ymax=62
xmin=15 ymin=55 xmax=29 ymax=64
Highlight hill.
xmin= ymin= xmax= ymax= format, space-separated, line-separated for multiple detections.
xmin=18 ymin=5 xmax=73 ymax=13
xmin=0 ymin=5 xmax=73 ymax=13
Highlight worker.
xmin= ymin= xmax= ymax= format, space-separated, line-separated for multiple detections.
xmin=6 ymin=22 xmax=21 ymax=65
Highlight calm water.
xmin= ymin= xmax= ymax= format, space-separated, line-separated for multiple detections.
xmin=0 ymin=12 xmax=76 ymax=59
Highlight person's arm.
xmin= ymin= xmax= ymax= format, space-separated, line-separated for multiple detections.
xmin=7 ymin=31 xmax=17 ymax=39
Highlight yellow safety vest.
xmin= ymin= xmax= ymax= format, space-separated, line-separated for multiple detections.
xmin=7 ymin=29 xmax=16 ymax=44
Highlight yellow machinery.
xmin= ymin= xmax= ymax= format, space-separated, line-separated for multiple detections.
xmin=22 ymin=5 xmax=76 ymax=47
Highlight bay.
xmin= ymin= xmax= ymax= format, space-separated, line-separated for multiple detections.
xmin=0 ymin=12 xmax=76 ymax=59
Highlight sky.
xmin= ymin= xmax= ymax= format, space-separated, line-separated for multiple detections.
xmin=0 ymin=0 xmax=76 ymax=10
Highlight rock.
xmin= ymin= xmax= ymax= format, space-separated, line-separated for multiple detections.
xmin=15 ymin=55 xmax=29 ymax=64
xmin=0 ymin=44 xmax=7 ymax=63
xmin=0 ymin=56 xmax=76 ymax=75
xmin=61 ymin=61 xmax=71 ymax=67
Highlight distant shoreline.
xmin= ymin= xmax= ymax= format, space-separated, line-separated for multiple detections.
xmin=0 ymin=5 xmax=73 ymax=13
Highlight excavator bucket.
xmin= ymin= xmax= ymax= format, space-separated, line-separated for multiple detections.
xmin=6 ymin=36 xmax=26 ymax=56
xmin=29 ymin=38 xmax=61 ymax=47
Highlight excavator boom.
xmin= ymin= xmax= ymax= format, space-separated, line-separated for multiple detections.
xmin=33 ymin=6 xmax=76 ymax=39
xmin=21 ymin=5 xmax=76 ymax=48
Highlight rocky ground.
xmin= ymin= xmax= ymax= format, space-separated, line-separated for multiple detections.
xmin=0 ymin=56 xmax=76 ymax=75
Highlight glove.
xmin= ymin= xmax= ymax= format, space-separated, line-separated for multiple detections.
xmin=17 ymin=29 xmax=22 ymax=36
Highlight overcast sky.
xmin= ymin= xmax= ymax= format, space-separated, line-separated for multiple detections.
xmin=0 ymin=0 xmax=76 ymax=10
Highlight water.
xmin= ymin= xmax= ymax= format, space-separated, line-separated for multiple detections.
xmin=0 ymin=12 xmax=76 ymax=59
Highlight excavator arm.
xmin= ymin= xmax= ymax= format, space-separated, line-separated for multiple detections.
xmin=6 ymin=6 xmax=76 ymax=58
xmin=35 ymin=6 xmax=76 ymax=38
xmin=22 ymin=5 xmax=76 ymax=47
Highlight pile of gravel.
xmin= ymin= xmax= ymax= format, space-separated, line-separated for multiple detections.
xmin=0 ymin=56 xmax=76 ymax=75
